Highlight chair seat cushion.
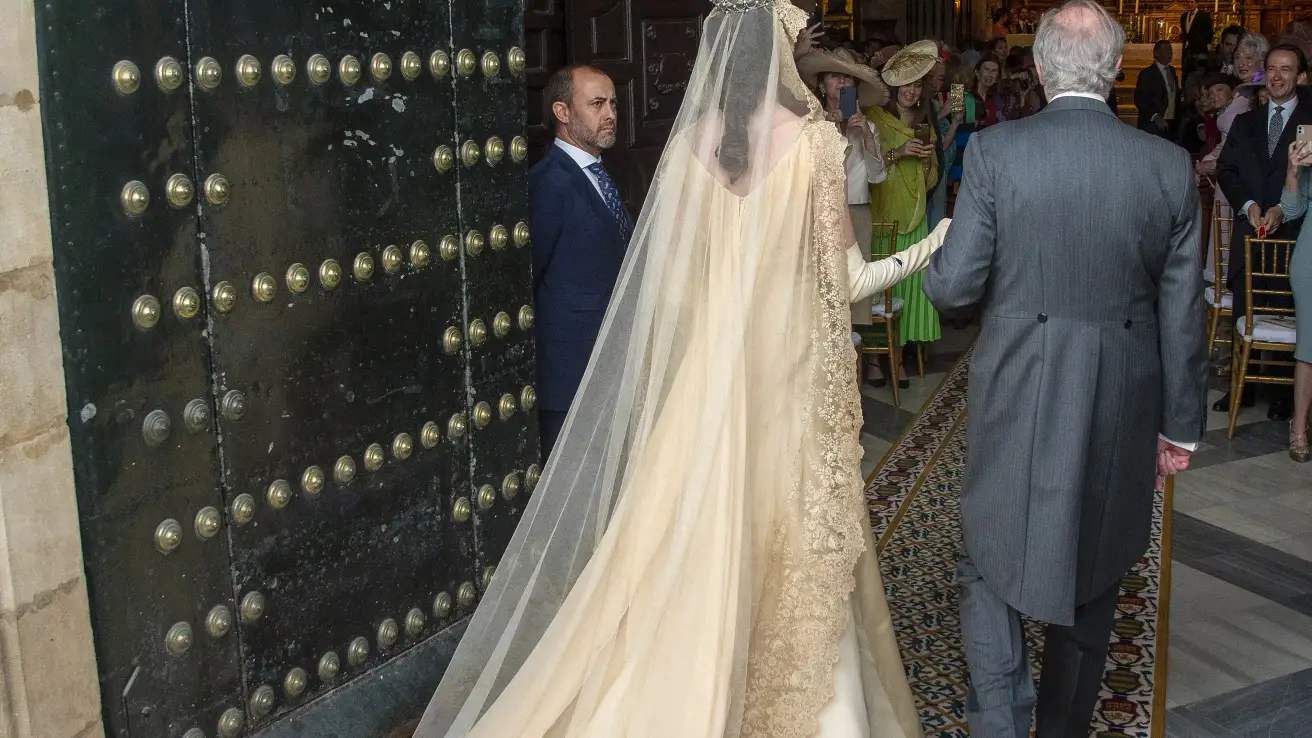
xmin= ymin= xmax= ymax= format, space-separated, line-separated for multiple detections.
xmin=1204 ymin=285 xmax=1232 ymax=309
xmin=1236 ymin=314 xmax=1297 ymax=344
xmin=871 ymin=297 xmax=905 ymax=318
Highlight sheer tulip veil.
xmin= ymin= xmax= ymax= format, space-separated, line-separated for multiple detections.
xmin=413 ymin=2 xmax=922 ymax=736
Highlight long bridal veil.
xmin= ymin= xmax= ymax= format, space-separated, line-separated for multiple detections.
xmin=412 ymin=2 xmax=893 ymax=735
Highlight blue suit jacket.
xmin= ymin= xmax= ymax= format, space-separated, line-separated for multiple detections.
xmin=530 ymin=143 xmax=630 ymax=412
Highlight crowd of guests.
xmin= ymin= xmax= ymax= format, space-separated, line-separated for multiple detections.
xmin=810 ymin=10 xmax=1312 ymax=462
xmin=1132 ymin=15 xmax=1312 ymax=462
xmin=526 ymin=4 xmax=1312 ymax=463
xmin=795 ymin=29 xmax=1049 ymax=386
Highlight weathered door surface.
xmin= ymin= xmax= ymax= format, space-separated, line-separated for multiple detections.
xmin=35 ymin=1 xmax=535 ymax=736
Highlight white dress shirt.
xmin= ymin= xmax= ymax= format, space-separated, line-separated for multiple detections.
xmin=1241 ymin=96 xmax=1300 ymax=224
xmin=845 ymin=122 xmax=887 ymax=205
xmin=1155 ymin=62 xmax=1177 ymax=121
xmin=1050 ymin=91 xmax=1108 ymax=103
xmin=554 ymin=138 xmax=605 ymax=199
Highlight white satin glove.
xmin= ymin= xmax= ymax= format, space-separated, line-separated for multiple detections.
xmin=847 ymin=218 xmax=951 ymax=304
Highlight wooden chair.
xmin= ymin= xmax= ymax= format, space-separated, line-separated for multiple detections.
xmin=1228 ymin=236 xmax=1298 ymax=437
xmin=855 ymin=220 xmax=905 ymax=406
xmin=1205 ymin=207 xmax=1233 ymax=358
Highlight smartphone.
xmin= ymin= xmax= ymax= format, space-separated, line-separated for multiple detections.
xmin=808 ymin=3 xmax=824 ymax=30
xmin=839 ymin=86 xmax=859 ymax=121
xmin=949 ymin=83 xmax=965 ymax=114
xmin=1299 ymin=124 xmax=1312 ymax=144
xmin=914 ymin=123 xmax=933 ymax=146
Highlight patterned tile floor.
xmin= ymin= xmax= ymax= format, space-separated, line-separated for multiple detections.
xmin=865 ymin=341 xmax=1167 ymax=737
xmin=859 ymin=328 xmax=1312 ymax=738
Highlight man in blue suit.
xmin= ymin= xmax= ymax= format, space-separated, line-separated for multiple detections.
xmin=531 ymin=65 xmax=632 ymax=456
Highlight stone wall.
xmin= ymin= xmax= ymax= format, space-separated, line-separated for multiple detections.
xmin=0 ymin=0 xmax=105 ymax=736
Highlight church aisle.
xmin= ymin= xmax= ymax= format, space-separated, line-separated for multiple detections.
xmin=859 ymin=328 xmax=1312 ymax=738
xmin=862 ymin=344 xmax=1170 ymax=738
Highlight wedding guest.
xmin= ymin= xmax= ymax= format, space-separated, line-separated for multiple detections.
xmin=1278 ymin=140 xmax=1312 ymax=461
xmin=1195 ymin=73 xmax=1248 ymax=270
xmin=1181 ymin=0 xmax=1213 ymax=81
xmin=530 ymin=66 xmax=632 ymax=456
xmin=1134 ymin=40 xmax=1179 ymax=139
xmin=972 ymin=56 xmax=1004 ymax=128
xmin=1216 ymin=43 xmax=1310 ymax=419
xmin=924 ymin=57 xmax=965 ymax=231
xmin=870 ymin=41 xmax=942 ymax=377
xmin=1233 ymin=32 xmax=1270 ymax=103
xmin=1216 ymin=25 xmax=1244 ymax=74
xmin=798 ymin=48 xmax=893 ymax=378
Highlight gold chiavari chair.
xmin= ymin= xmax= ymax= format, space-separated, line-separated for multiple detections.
xmin=1228 ymin=236 xmax=1299 ymax=438
xmin=855 ymin=220 xmax=905 ymax=407
xmin=1205 ymin=207 xmax=1233 ymax=357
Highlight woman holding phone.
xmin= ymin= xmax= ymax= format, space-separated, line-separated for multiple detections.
xmin=1275 ymin=140 xmax=1312 ymax=462
xmin=923 ymin=56 xmax=965 ymax=230
xmin=798 ymin=48 xmax=893 ymax=378
xmin=869 ymin=41 xmax=942 ymax=379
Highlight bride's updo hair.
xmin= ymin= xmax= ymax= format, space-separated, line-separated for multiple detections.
xmin=707 ymin=7 xmax=776 ymax=183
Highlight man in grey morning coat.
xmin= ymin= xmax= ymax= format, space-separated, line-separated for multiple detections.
xmin=922 ymin=2 xmax=1209 ymax=737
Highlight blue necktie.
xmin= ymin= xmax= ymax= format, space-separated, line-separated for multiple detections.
xmin=586 ymin=162 xmax=633 ymax=241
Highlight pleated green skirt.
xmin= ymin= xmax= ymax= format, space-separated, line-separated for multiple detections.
xmin=891 ymin=218 xmax=941 ymax=345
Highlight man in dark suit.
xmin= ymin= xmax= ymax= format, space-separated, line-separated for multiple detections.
xmin=1180 ymin=0 xmax=1213 ymax=80
xmin=529 ymin=65 xmax=632 ymax=456
xmin=1216 ymin=43 xmax=1311 ymax=419
xmin=1135 ymin=40 xmax=1179 ymax=139
xmin=924 ymin=3 xmax=1207 ymax=737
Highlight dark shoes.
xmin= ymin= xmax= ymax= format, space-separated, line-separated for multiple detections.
xmin=1212 ymin=390 xmax=1254 ymax=412
xmin=1269 ymin=397 xmax=1293 ymax=422
xmin=1211 ymin=390 xmax=1292 ymax=421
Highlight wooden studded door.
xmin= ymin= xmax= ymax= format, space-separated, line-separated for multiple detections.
xmin=34 ymin=1 xmax=535 ymax=737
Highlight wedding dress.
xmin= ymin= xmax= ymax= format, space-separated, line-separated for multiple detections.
xmin=414 ymin=2 xmax=948 ymax=736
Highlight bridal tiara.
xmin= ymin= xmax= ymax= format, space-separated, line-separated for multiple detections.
xmin=712 ymin=0 xmax=773 ymax=12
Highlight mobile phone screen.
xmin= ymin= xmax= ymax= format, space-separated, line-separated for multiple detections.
xmin=840 ymin=86 xmax=859 ymax=121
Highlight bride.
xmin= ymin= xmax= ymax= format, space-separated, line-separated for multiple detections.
xmin=416 ymin=1 xmax=949 ymax=736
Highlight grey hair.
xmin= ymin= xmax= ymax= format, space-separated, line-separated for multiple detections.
xmin=1032 ymin=0 xmax=1124 ymax=98
xmin=1236 ymin=32 xmax=1271 ymax=64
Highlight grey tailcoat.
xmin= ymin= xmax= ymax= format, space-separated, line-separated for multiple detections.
xmin=923 ymin=95 xmax=1208 ymax=625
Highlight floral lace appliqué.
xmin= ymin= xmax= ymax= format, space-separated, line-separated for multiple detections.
xmin=738 ymin=121 xmax=866 ymax=738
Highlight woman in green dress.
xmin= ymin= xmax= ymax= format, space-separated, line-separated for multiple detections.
xmin=867 ymin=40 xmax=942 ymax=374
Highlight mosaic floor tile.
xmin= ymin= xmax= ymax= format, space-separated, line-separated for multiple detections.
xmin=867 ymin=348 xmax=1169 ymax=738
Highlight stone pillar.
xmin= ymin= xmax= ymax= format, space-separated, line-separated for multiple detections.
xmin=0 ymin=0 xmax=105 ymax=736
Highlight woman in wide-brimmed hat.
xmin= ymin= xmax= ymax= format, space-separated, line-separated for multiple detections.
xmin=797 ymin=48 xmax=894 ymax=368
xmin=868 ymin=40 xmax=942 ymax=379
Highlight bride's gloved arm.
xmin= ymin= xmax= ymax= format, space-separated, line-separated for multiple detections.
xmin=847 ymin=218 xmax=952 ymax=304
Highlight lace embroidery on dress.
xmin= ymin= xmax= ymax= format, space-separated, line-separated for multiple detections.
xmin=738 ymin=120 xmax=867 ymax=738
xmin=775 ymin=2 xmax=823 ymax=121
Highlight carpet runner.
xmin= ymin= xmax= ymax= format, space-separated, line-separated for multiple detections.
xmin=866 ymin=348 xmax=1173 ymax=738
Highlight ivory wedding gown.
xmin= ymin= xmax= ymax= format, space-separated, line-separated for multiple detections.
xmin=415 ymin=2 xmax=947 ymax=736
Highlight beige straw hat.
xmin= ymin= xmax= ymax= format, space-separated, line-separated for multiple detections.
xmin=879 ymin=39 xmax=940 ymax=88
xmin=796 ymin=47 xmax=890 ymax=108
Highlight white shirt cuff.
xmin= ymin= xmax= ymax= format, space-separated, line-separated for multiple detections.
xmin=1241 ymin=200 xmax=1258 ymax=223
xmin=1159 ymin=433 xmax=1198 ymax=452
